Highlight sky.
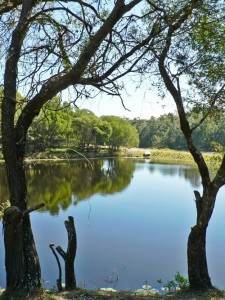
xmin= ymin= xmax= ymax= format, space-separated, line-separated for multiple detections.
xmin=74 ymin=80 xmax=177 ymax=120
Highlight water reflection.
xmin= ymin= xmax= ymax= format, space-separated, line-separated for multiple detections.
xmin=71 ymin=159 xmax=135 ymax=201
xmin=0 ymin=160 xmax=201 ymax=215
xmin=0 ymin=159 xmax=136 ymax=215
xmin=0 ymin=159 xmax=224 ymax=290
xmin=148 ymin=163 xmax=201 ymax=187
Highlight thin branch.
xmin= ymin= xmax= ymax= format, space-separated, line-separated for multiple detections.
xmin=23 ymin=203 xmax=45 ymax=216
xmin=191 ymin=84 xmax=225 ymax=132
xmin=49 ymin=243 xmax=63 ymax=291
xmin=15 ymin=0 xmax=142 ymax=138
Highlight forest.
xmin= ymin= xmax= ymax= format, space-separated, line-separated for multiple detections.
xmin=131 ymin=112 xmax=225 ymax=152
xmin=26 ymin=99 xmax=140 ymax=152
xmin=21 ymin=96 xmax=225 ymax=153
xmin=2 ymin=88 xmax=224 ymax=153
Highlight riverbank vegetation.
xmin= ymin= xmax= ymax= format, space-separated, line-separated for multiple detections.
xmin=0 ymin=286 xmax=224 ymax=300
xmin=15 ymin=100 xmax=225 ymax=155
xmin=23 ymin=147 xmax=221 ymax=170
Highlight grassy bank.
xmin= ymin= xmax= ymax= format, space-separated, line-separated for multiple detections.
xmin=0 ymin=147 xmax=220 ymax=167
xmin=23 ymin=147 xmax=221 ymax=169
xmin=124 ymin=148 xmax=221 ymax=167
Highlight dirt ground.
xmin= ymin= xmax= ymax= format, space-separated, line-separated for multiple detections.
xmin=45 ymin=288 xmax=225 ymax=300
xmin=0 ymin=287 xmax=225 ymax=300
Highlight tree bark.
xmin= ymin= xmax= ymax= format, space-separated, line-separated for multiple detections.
xmin=187 ymin=225 xmax=212 ymax=290
xmin=187 ymin=190 xmax=217 ymax=290
xmin=1 ymin=0 xmax=43 ymax=291
xmin=3 ymin=206 xmax=42 ymax=291
xmin=157 ymin=16 xmax=218 ymax=289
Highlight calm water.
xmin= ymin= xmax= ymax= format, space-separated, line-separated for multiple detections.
xmin=0 ymin=158 xmax=225 ymax=290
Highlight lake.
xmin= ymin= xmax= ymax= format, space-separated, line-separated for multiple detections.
xmin=0 ymin=158 xmax=225 ymax=291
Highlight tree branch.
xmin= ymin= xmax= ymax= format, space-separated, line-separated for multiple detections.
xmin=49 ymin=244 xmax=63 ymax=291
xmin=23 ymin=203 xmax=45 ymax=216
xmin=0 ymin=0 xmax=104 ymax=16
xmin=191 ymin=84 xmax=225 ymax=132
xmin=15 ymin=0 xmax=142 ymax=143
xmin=157 ymin=0 xmax=211 ymax=187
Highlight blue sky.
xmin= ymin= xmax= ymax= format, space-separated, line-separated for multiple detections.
xmin=74 ymin=82 xmax=176 ymax=120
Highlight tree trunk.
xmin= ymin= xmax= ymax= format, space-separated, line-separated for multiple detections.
xmin=2 ymin=141 xmax=42 ymax=291
xmin=187 ymin=190 xmax=216 ymax=290
xmin=3 ymin=208 xmax=42 ymax=291
xmin=187 ymin=225 xmax=212 ymax=290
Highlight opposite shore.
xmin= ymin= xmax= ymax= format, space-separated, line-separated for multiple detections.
xmin=0 ymin=147 xmax=219 ymax=167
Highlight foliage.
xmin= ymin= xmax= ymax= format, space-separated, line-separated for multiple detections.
xmin=15 ymin=102 xmax=225 ymax=154
xmin=0 ymin=200 xmax=10 ymax=219
xmin=131 ymin=114 xmax=186 ymax=150
xmin=131 ymin=111 xmax=225 ymax=152
xmin=102 ymin=115 xmax=139 ymax=149
xmin=27 ymin=98 xmax=74 ymax=152
xmin=26 ymin=105 xmax=140 ymax=152
xmin=158 ymin=272 xmax=189 ymax=292
xmin=72 ymin=109 xmax=113 ymax=150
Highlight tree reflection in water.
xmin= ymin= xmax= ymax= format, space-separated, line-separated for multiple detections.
xmin=0 ymin=159 xmax=200 ymax=215
xmin=148 ymin=163 xmax=201 ymax=187
xmin=0 ymin=159 xmax=135 ymax=215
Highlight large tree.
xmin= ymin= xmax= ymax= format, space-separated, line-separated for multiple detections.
xmin=1 ymin=0 xmax=180 ymax=293
xmin=0 ymin=0 xmax=160 ymax=292
xmin=142 ymin=0 xmax=224 ymax=290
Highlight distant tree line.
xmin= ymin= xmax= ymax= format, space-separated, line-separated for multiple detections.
xmin=131 ymin=112 xmax=225 ymax=152
xmin=2 ymin=89 xmax=225 ymax=153
xmin=29 ymin=101 xmax=225 ymax=153
xmin=25 ymin=97 xmax=139 ymax=152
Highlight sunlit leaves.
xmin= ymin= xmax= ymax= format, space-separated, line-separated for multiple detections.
xmin=101 ymin=115 xmax=139 ymax=149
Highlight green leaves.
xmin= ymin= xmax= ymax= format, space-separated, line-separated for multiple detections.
xmin=159 ymin=272 xmax=189 ymax=292
xmin=101 ymin=115 xmax=139 ymax=149
xmin=27 ymin=97 xmax=74 ymax=151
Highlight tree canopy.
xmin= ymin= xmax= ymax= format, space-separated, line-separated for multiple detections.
xmin=26 ymin=102 xmax=139 ymax=151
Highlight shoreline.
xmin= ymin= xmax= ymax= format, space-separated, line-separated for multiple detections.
xmin=0 ymin=148 xmax=220 ymax=168
xmin=0 ymin=286 xmax=224 ymax=300
xmin=22 ymin=148 xmax=221 ymax=169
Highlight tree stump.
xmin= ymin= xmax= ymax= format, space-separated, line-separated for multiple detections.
xmin=56 ymin=216 xmax=77 ymax=290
